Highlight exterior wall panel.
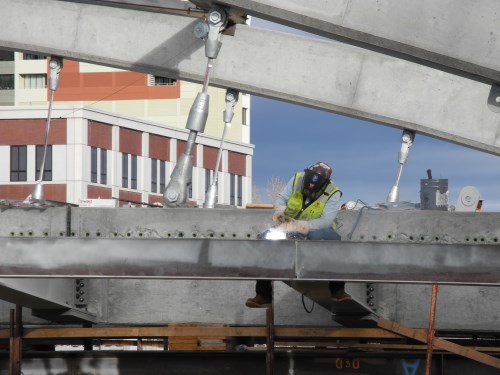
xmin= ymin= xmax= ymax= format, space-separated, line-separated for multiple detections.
xmin=0 ymin=119 xmax=66 ymax=145
xmin=118 ymin=190 xmax=141 ymax=207
xmin=0 ymin=184 xmax=66 ymax=201
xmin=52 ymin=145 xmax=67 ymax=181
xmin=149 ymin=134 xmax=170 ymax=161
xmin=176 ymin=140 xmax=197 ymax=167
xmin=148 ymin=194 xmax=164 ymax=206
xmin=0 ymin=146 xmax=9 ymax=181
xmin=119 ymin=128 xmax=141 ymax=155
xmin=88 ymin=121 xmax=112 ymax=149
xmin=87 ymin=184 xmax=112 ymax=199
xmin=203 ymin=146 xmax=220 ymax=171
xmin=228 ymin=151 xmax=246 ymax=176
xmin=56 ymin=61 xmax=180 ymax=102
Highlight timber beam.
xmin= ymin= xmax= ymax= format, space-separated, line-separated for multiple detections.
xmin=379 ymin=318 xmax=500 ymax=370
xmin=0 ymin=326 xmax=406 ymax=340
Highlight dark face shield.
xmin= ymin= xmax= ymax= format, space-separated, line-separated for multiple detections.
xmin=302 ymin=170 xmax=327 ymax=198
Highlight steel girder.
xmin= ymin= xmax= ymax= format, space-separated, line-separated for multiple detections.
xmin=1 ymin=207 xmax=499 ymax=284
xmin=1 ymin=236 xmax=499 ymax=284
xmin=1 ymin=0 xmax=499 ymax=154
xmin=0 ymin=208 xmax=94 ymax=322
xmin=1 ymin=207 xmax=500 ymax=329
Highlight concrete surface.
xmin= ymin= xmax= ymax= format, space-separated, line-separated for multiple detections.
xmin=0 ymin=1 xmax=499 ymax=154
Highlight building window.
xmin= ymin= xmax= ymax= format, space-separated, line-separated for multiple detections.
xmin=131 ymin=155 xmax=137 ymax=190
xmin=91 ymin=147 xmax=107 ymax=185
xmin=160 ymin=160 xmax=166 ymax=194
xmin=149 ymin=75 xmax=177 ymax=86
xmin=91 ymin=147 xmax=98 ymax=183
xmin=122 ymin=153 xmax=128 ymax=188
xmin=230 ymin=174 xmax=243 ymax=207
xmin=23 ymin=53 xmax=47 ymax=60
xmin=36 ymin=145 xmax=52 ymax=181
xmin=242 ymin=108 xmax=248 ymax=125
xmin=0 ymin=74 xmax=14 ymax=90
xmin=151 ymin=159 xmax=157 ymax=193
xmin=230 ymin=174 xmax=235 ymax=206
xmin=0 ymin=50 xmax=14 ymax=61
xmin=10 ymin=146 xmax=27 ymax=182
xmin=237 ymin=175 xmax=243 ymax=206
xmin=100 ymin=149 xmax=107 ymax=185
xmin=21 ymin=74 xmax=46 ymax=89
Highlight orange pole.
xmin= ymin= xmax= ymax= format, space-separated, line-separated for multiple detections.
xmin=425 ymin=284 xmax=439 ymax=375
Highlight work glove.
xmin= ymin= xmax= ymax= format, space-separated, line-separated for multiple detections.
xmin=272 ymin=205 xmax=287 ymax=223
xmin=276 ymin=219 xmax=310 ymax=235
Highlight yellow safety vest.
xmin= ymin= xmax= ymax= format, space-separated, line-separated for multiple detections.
xmin=284 ymin=172 xmax=341 ymax=221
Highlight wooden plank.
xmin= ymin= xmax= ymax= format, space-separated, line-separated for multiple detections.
xmin=198 ymin=346 xmax=227 ymax=351
xmin=168 ymin=338 xmax=198 ymax=344
xmin=170 ymin=345 xmax=198 ymax=350
xmin=274 ymin=342 xmax=500 ymax=352
xmin=245 ymin=204 xmax=273 ymax=209
xmin=0 ymin=326 xmax=406 ymax=340
xmin=276 ymin=327 xmax=405 ymax=339
xmin=378 ymin=319 xmax=500 ymax=370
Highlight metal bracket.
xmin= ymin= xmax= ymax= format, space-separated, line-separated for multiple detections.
xmin=74 ymin=278 xmax=87 ymax=307
xmin=193 ymin=7 xmax=228 ymax=59
xmin=487 ymin=83 xmax=500 ymax=113
xmin=386 ymin=129 xmax=416 ymax=203
xmin=366 ymin=283 xmax=376 ymax=310
xmin=48 ymin=56 xmax=63 ymax=91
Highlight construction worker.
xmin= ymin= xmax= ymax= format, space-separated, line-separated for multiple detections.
xmin=245 ymin=161 xmax=352 ymax=308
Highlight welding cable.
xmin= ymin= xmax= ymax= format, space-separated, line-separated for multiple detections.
xmin=346 ymin=199 xmax=372 ymax=240
xmin=301 ymin=294 xmax=315 ymax=314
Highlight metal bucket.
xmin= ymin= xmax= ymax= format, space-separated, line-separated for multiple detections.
xmin=420 ymin=179 xmax=448 ymax=210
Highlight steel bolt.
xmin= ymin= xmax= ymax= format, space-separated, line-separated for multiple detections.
xmin=166 ymin=190 xmax=179 ymax=202
xmin=209 ymin=10 xmax=222 ymax=24
xmin=193 ymin=21 xmax=209 ymax=39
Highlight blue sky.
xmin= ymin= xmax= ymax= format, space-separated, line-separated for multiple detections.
xmin=249 ymin=19 xmax=500 ymax=210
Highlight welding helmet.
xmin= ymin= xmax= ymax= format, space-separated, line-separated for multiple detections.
xmin=302 ymin=162 xmax=332 ymax=197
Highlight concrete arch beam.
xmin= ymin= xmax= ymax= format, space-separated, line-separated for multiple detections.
xmin=1 ymin=0 xmax=500 ymax=154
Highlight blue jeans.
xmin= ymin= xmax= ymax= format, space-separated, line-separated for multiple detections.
xmin=256 ymin=227 xmax=344 ymax=298
xmin=308 ymin=227 xmax=341 ymax=240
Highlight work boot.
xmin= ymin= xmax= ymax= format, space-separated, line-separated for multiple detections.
xmin=245 ymin=294 xmax=272 ymax=308
xmin=331 ymin=290 xmax=352 ymax=302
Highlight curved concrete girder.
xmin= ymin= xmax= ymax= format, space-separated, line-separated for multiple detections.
xmin=192 ymin=0 xmax=500 ymax=84
xmin=1 ymin=0 xmax=500 ymax=154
